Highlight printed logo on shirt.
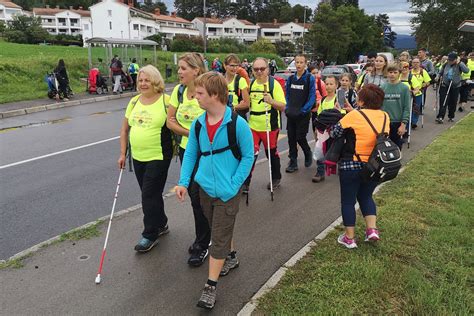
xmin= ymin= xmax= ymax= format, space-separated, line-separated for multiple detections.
xmin=385 ymin=93 xmax=401 ymax=100
xmin=290 ymin=84 xmax=305 ymax=90
xmin=131 ymin=110 xmax=152 ymax=128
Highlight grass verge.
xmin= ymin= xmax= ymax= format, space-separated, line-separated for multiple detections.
xmin=256 ymin=113 xmax=474 ymax=314
xmin=0 ymin=220 xmax=103 ymax=270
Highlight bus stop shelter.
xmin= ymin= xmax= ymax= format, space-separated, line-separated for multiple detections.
xmin=85 ymin=37 xmax=158 ymax=70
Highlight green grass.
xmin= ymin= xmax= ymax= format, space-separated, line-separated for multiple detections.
xmin=256 ymin=114 xmax=474 ymax=314
xmin=0 ymin=41 xmax=283 ymax=104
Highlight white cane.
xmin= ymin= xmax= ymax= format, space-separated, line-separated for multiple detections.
xmin=263 ymin=84 xmax=274 ymax=201
xmin=407 ymin=95 xmax=413 ymax=148
xmin=440 ymin=80 xmax=453 ymax=118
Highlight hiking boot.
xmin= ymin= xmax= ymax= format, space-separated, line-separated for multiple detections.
xmin=435 ymin=118 xmax=444 ymax=124
xmin=448 ymin=118 xmax=454 ymax=122
xmin=304 ymin=152 xmax=313 ymax=168
xmin=312 ymin=173 xmax=325 ymax=183
xmin=337 ymin=234 xmax=357 ymax=249
xmin=267 ymin=179 xmax=281 ymax=190
xmin=134 ymin=237 xmax=158 ymax=252
xmin=188 ymin=247 xmax=209 ymax=267
xmin=157 ymin=225 xmax=170 ymax=237
xmin=197 ymin=284 xmax=217 ymax=309
xmin=220 ymin=254 xmax=239 ymax=276
xmin=458 ymin=106 xmax=464 ymax=112
xmin=242 ymin=184 xmax=249 ymax=194
xmin=364 ymin=228 xmax=380 ymax=242
xmin=285 ymin=160 xmax=298 ymax=173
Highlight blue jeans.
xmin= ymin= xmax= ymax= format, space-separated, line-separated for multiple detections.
xmin=411 ymin=94 xmax=423 ymax=125
xmin=339 ymin=169 xmax=378 ymax=227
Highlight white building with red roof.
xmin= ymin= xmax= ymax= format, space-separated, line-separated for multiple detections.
xmin=0 ymin=0 xmax=24 ymax=23
xmin=32 ymin=6 xmax=92 ymax=39
xmin=192 ymin=16 xmax=259 ymax=44
xmin=258 ymin=19 xmax=311 ymax=43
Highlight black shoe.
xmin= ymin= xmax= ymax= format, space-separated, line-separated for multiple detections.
xmin=304 ymin=152 xmax=313 ymax=168
xmin=267 ymin=179 xmax=281 ymax=190
xmin=411 ymin=123 xmax=417 ymax=130
xmin=157 ymin=225 xmax=170 ymax=237
xmin=435 ymin=118 xmax=444 ymax=124
xmin=188 ymin=247 xmax=209 ymax=267
xmin=458 ymin=106 xmax=464 ymax=112
xmin=242 ymin=184 xmax=249 ymax=194
xmin=448 ymin=118 xmax=454 ymax=122
xmin=285 ymin=160 xmax=298 ymax=173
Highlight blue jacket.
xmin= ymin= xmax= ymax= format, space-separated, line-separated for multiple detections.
xmin=285 ymin=70 xmax=316 ymax=114
xmin=178 ymin=107 xmax=254 ymax=202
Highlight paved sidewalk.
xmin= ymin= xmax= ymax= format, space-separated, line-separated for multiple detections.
xmin=1 ymin=91 xmax=470 ymax=315
xmin=0 ymin=83 xmax=177 ymax=119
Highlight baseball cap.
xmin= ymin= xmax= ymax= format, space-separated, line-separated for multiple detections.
xmin=448 ymin=52 xmax=458 ymax=61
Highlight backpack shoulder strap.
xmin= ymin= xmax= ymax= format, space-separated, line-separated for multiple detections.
xmin=348 ymin=89 xmax=354 ymax=104
xmin=249 ymin=78 xmax=256 ymax=92
xmin=194 ymin=119 xmax=202 ymax=155
xmin=177 ymin=84 xmax=186 ymax=105
xmin=268 ymin=76 xmax=275 ymax=98
xmin=227 ymin=111 xmax=241 ymax=160
xmin=234 ymin=74 xmax=242 ymax=102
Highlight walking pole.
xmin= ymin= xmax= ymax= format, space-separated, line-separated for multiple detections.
xmin=421 ymin=88 xmax=425 ymax=128
xmin=263 ymin=84 xmax=274 ymax=202
xmin=407 ymin=95 xmax=413 ymax=148
xmin=440 ymin=80 xmax=453 ymax=118
xmin=95 ymin=167 xmax=124 ymax=284
xmin=434 ymin=83 xmax=439 ymax=112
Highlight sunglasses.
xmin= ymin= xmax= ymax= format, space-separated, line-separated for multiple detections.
xmin=253 ymin=67 xmax=267 ymax=72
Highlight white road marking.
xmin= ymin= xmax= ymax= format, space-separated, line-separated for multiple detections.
xmin=0 ymin=136 xmax=119 ymax=170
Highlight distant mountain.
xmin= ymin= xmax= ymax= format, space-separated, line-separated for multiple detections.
xmin=395 ymin=34 xmax=416 ymax=49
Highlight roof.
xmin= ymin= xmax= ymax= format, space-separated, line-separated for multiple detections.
xmin=129 ymin=6 xmax=191 ymax=24
xmin=458 ymin=20 xmax=474 ymax=33
xmin=0 ymin=1 xmax=22 ymax=9
xmin=194 ymin=17 xmax=256 ymax=26
xmin=32 ymin=7 xmax=91 ymax=17
xmin=85 ymin=37 xmax=158 ymax=46
xmin=258 ymin=22 xmax=311 ymax=29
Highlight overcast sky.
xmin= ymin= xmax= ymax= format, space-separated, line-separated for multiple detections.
xmin=162 ymin=0 xmax=415 ymax=35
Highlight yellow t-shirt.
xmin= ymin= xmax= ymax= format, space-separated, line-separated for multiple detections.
xmin=410 ymin=68 xmax=431 ymax=96
xmin=339 ymin=109 xmax=390 ymax=162
xmin=169 ymin=84 xmax=205 ymax=149
xmin=462 ymin=59 xmax=474 ymax=80
xmin=248 ymin=79 xmax=286 ymax=131
xmin=228 ymin=75 xmax=248 ymax=108
xmin=125 ymin=94 xmax=172 ymax=161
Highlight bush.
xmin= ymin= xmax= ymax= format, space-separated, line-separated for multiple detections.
xmin=145 ymin=34 xmax=163 ymax=45
xmin=249 ymin=38 xmax=276 ymax=54
xmin=4 ymin=15 xmax=49 ymax=44
xmin=207 ymin=37 xmax=247 ymax=53
xmin=171 ymin=34 xmax=203 ymax=52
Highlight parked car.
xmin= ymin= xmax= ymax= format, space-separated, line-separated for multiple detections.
xmin=378 ymin=52 xmax=395 ymax=63
xmin=345 ymin=63 xmax=363 ymax=75
xmin=286 ymin=60 xmax=296 ymax=72
xmin=321 ymin=65 xmax=357 ymax=84
xmin=274 ymin=70 xmax=292 ymax=82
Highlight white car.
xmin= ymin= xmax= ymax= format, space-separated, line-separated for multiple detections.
xmin=346 ymin=63 xmax=363 ymax=75
xmin=286 ymin=60 xmax=296 ymax=72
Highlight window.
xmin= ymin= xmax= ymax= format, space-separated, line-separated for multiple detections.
xmin=133 ymin=24 xmax=139 ymax=30
xmin=84 ymin=24 xmax=89 ymax=30
xmin=109 ymin=21 xmax=112 ymax=30
xmin=108 ymin=10 xmax=112 ymax=17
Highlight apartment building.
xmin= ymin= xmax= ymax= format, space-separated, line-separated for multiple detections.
xmin=32 ymin=6 xmax=92 ymax=39
xmin=192 ymin=17 xmax=259 ymax=43
xmin=0 ymin=0 xmax=24 ymax=23
xmin=258 ymin=19 xmax=310 ymax=43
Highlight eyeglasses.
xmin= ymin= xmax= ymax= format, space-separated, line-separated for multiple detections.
xmin=253 ymin=67 xmax=267 ymax=72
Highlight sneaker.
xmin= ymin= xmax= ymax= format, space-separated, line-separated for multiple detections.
xmin=285 ymin=160 xmax=298 ymax=173
xmin=267 ymin=178 xmax=281 ymax=190
xmin=448 ymin=118 xmax=454 ymax=122
xmin=197 ymin=284 xmax=217 ymax=309
xmin=458 ymin=106 xmax=464 ymax=112
xmin=188 ymin=247 xmax=209 ymax=267
xmin=435 ymin=118 xmax=444 ymax=124
xmin=312 ymin=173 xmax=325 ymax=183
xmin=304 ymin=152 xmax=313 ymax=168
xmin=220 ymin=254 xmax=239 ymax=276
xmin=411 ymin=123 xmax=417 ymax=130
xmin=157 ymin=225 xmax=170 ymax=237
xmin=134 ymin=237 xmax=158 ymax=252
xmin=242 ymin=184 xmax=249 ymax=194
xmin=364 ymin=228 xmax=380 ymax=242
xmin=337 ymin=233 xmax=357 ymax=249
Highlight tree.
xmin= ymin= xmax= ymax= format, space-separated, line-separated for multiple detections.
xmin=0 ymin=21 xmax=6 ymax=35
xmin=275 ymin=40 xmax=296 ymax=57
xmin=4 ymin=15 xmax=50 ymax=44
xmin=249 ymin=38 xmax=276 ymax=54
xmin=329 ymin=0 xmax=359 ymax=9
xmin=139 ymin=1 xmax=168 ymax=15
xmin=288 ymin=5 xmax=312 ymax=24
xmin=409 ymin=0 xmax=474 ymax=54
xmin=375 ymin=13 xmax=397 ymax=48
xmin=170 ymin=34 xmax=203 ymax=52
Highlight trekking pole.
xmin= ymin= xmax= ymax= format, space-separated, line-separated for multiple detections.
xmin=407 ymin=95 xmax=413 ymax=148
xmin=421 ymin=88 xmax=425 ymax=128
xmin=95 ymin=167 xmax=124 ymax=284
xmin=434 ymin=83 xmax=439 ymax=112
xmin=440 ymin=80 xmax=453 ymax=117
xmin=263 ymin=84 xmax=274 ymax=202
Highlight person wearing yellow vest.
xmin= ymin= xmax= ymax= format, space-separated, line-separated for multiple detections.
xmin=128 ymin=58 xmax=139 ymax=91
xmin=166 ymin=53 xmax=211 ymax=267
xmin=355 ymin=62 xmax=374 ymax=91
xmin=458 ymin=52 xmax=474 ymax=112
xmin=312 ymin=75 xmax=348 ymax=183
xmin=118 ymin=65 xmax=173 ymax=253
xmin=409 ymin=57 xmax=431 ymax=128
xmin=244 ymin=57 xmax=286 ymax=192
xmin=223 ymin=54 xmax=250 ymax=118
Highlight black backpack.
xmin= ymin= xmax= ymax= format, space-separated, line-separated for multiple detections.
xmin=357 ymin=111 xmax=402 ymax=183
xmin=194 ymin=111 xmax=241 ymax=160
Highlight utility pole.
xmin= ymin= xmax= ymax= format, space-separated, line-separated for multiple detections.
xmin=203 ymin=0 xmax=207 ymax=54
xmin=302 ymin=6 xmax=306 ymax=54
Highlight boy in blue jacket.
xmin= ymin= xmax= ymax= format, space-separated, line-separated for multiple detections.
xmin=175 ymin=72 xmax=254 ymax=310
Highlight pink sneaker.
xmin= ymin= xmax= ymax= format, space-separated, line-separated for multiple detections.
xmin=337 ymin=233 xmax=358 ymax=249
xmin=365 ymin=228 xmax=380 ymax=242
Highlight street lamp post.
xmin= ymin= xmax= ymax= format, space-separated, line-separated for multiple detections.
xmin=302 ymin=6 xmax=307 ymax=54
xmin=203 ymin=0 xmax=207 ymax=54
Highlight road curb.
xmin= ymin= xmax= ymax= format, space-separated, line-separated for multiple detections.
xmin=0 ymin=92 xmax=137 ymax=119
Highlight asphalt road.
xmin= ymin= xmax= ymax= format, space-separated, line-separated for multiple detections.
xmin=0 ymin=96 xmax=293 ymax=260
